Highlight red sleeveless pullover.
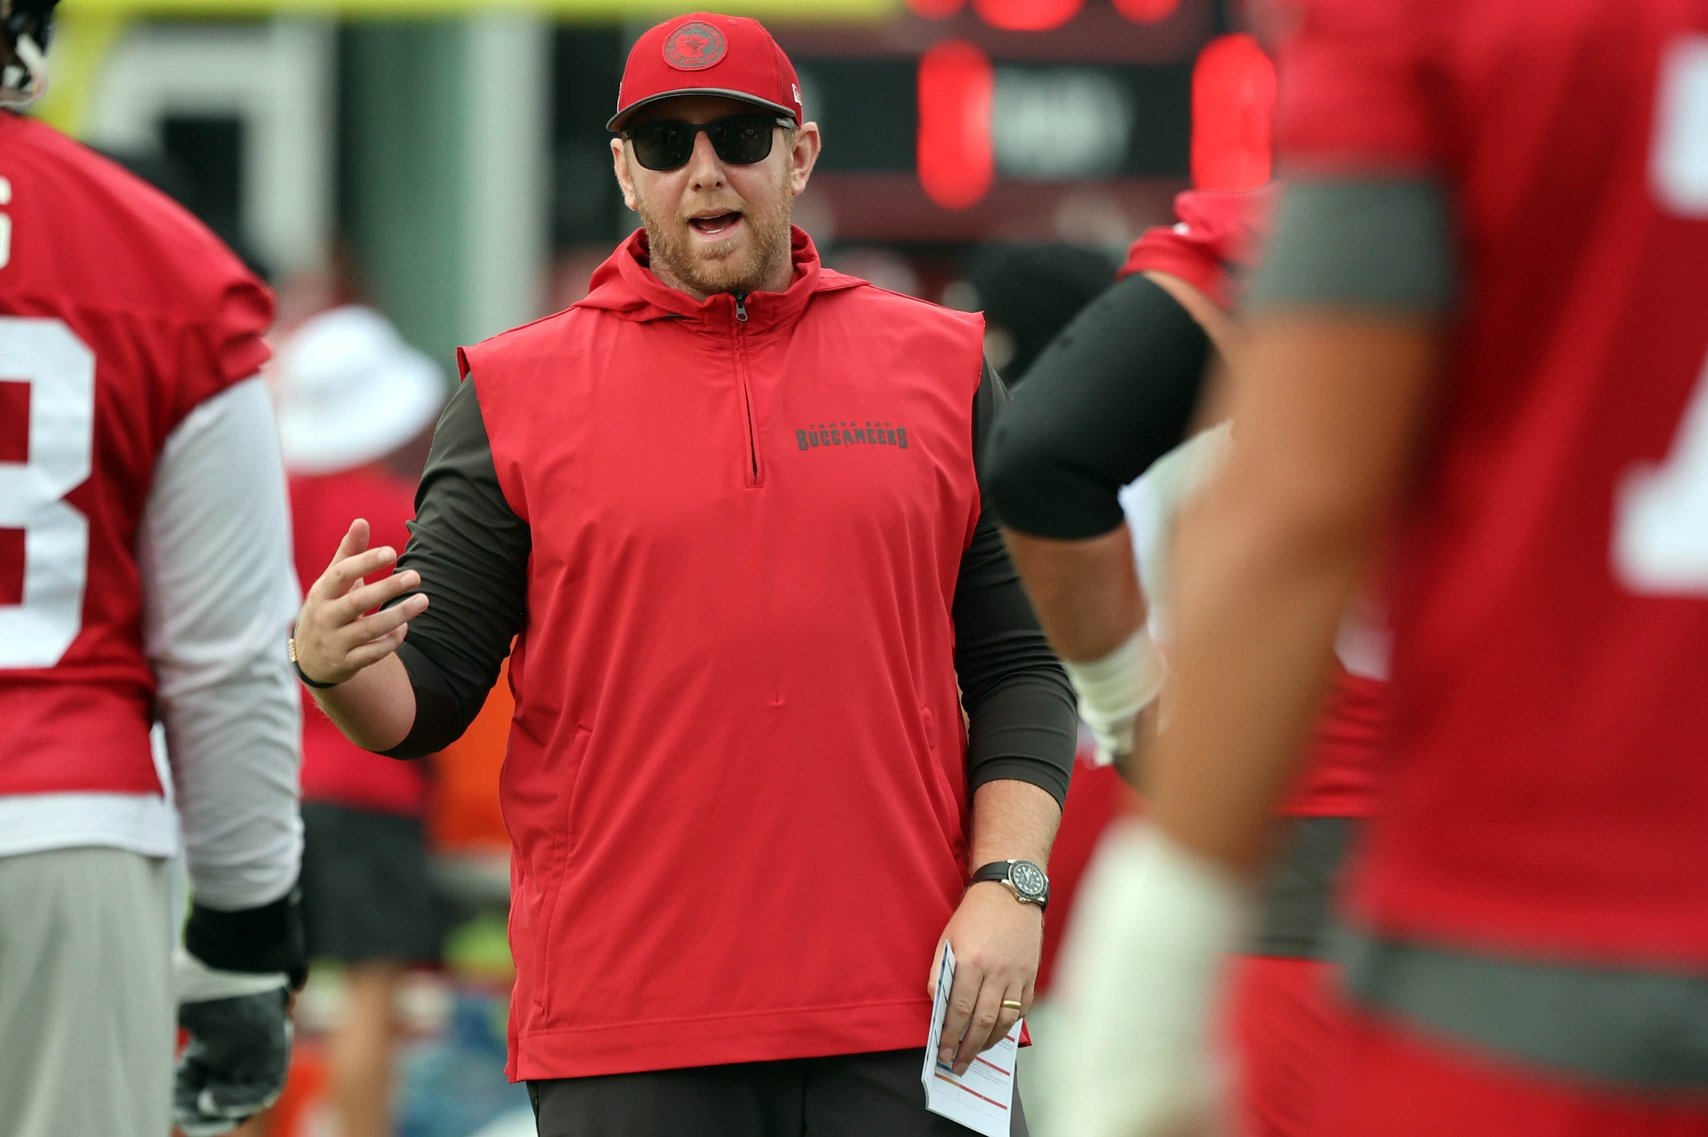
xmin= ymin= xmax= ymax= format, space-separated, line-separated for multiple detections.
xmin=461 ymin=229 xmax=991 ymax=1078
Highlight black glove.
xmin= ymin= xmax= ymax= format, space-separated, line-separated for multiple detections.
xmin=174 ymin=949 xmax=293 ymax=1136
xmin=174 ymin=890 xmax=308 ymax=1136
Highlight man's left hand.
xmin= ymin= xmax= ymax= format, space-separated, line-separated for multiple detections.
xmin=928 ymin=882 xmax=1042 ymax=1075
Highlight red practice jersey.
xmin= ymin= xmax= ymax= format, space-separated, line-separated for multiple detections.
xmin=0 ymin=113 xmax=273 ymax=796
xmin=1127 ymin=185 xmax=1384 ymax=819
xmin=1275 ymin=0 xmax=1708 ymax=962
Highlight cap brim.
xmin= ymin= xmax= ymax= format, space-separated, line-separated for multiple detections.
xmin=608 ymin=90 xmax=797 ymax=132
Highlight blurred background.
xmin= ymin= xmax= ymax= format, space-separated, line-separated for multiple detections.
xmin=33 ymin=2 xmax=1271 ymax=1133
xmin=38 ymin=0 xmax=1273 ymax=372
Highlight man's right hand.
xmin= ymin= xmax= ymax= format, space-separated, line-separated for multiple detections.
xmin=291 ymin=518 xmax=429 ymax=687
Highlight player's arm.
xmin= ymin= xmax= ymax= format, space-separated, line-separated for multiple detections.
xmin=141 ymin=375 xmax=303 ymax=934
xmin=141 ymin=373 xmax=310 ymax=1137
xmin=1048 ymin=2 xmax=1457 ymax=1129
xmin=1048 ymin=178 xmax=1454 ymax=1137
xmin=1155 ymin=176 xmax=1452 ymax=868
xmin=982 ymin=272 xmax=1226 ymax=763
xmin=933 ymin=359 xmax=1079 ymax=1073
xmin=294 ymin=375 xmax=528 ymax=757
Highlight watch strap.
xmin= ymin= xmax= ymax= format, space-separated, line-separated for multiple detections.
xmin=969 ymin=860 xmax=1049 ymax=909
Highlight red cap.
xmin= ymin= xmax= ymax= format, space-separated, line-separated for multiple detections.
xmin=607 ymin=12 xmax=803 ymax=132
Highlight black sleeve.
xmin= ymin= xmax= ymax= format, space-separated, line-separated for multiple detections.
xmin=383 ymin=375 xmax=530 ymax=759
xmin=982 ymin=273 xmax=1212 ymax=540
xmin=956 ymin=359 xmax=1081 ymax=808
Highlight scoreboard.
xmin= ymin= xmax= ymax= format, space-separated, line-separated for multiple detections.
xmin=743 ymin=0 xmax=1271 ymax=241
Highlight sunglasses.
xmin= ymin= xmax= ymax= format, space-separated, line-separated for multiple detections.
xmin=622 ymin=113 xmax=793 ymax=172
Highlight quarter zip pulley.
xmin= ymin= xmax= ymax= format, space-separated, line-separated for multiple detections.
xmin=732 ymin=292 xmax=761 ymax=486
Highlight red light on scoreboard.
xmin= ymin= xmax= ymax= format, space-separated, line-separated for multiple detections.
xmin=1190 ymin=33 xmax=1275 ymax=190
xmin=1113 ymin=0 xmax=1180 ymax=21
xmin=905 ymin=0 xmax=966 ymax=17
xmin=971 ymin=0 xmax=1082 ymax=32
xmin=917 ymin=40 xmax=995 ymax=210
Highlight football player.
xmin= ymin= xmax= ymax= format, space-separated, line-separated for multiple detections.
xmin=1051 ymin=0 xmax=1708 ymax=1134
xmin=0 ymin=4 xmax=305 ymax=1134
xmin=986 ymin=185 xmax=1385 ymax=1137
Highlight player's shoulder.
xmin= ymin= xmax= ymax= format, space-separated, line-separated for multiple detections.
xmin=1118 ymin=185 xmax=1278 ymax=303
xmin=1172 ymin=187 xmax=1276 ymax=251
xmin=1 ymin=114 xmax=260 ymax=311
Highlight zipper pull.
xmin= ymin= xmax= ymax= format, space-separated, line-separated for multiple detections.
xmin=733 ymin=292 xmax=749 ymax=323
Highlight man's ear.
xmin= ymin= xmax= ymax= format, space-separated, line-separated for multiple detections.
xmin=788 ymin=122 xmax=822 ymax=198
xmin=611 ymin=138 xmax=641 ymax=213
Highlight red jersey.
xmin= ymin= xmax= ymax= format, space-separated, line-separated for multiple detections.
xmin=1275 ymin=0 xmax=1708 ymax=962
xmin=0 ymin=113 xmax=273 ymax=796
xmin=289 ymin=467 xmax=429 ymax=816
xmin=1126 ymin=186 xmax=1385 ymax=819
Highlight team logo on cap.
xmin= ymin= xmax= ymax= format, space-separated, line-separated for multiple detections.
xmin=663 ymin=21 xmax=727 ymax=71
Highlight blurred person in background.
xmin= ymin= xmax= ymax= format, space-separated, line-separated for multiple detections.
xmin=273 ymin=302 xmax=448 ymax=1137
xmin=1048 ymin=0 xmax=1708 ymax=1134
xmin=286 ymin=10 xmax=1078 ymax=1137
xmin=986 ymin=181 xmax=1386 ymax=1137
xmin=948 ymin=242 xmax=1118 ymax=386
xmin=0 ymin=3 xmax=305 ymax=1135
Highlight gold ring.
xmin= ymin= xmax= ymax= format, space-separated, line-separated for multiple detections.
xmin=1001 ymin=1000 xmax=1024 ymax=1011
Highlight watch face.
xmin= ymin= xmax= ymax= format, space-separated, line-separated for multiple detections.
xmin=1010 ymin=861 xmax=1047 ymax=899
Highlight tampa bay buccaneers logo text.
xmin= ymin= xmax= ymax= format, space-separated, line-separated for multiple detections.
xmin=796 ymin=420 xmax=909 ymax=452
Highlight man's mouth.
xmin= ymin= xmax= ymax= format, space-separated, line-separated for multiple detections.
xmin=688 ymin=211 xmax=743 ymax=237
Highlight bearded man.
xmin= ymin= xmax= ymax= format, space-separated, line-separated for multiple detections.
xmin=287 ymin=12 xmax=1078 ymax=1137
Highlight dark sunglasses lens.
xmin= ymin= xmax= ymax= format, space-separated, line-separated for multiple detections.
xmin=630 ymin=121 xmax=695 ymax=170
xmin=708 ymin=116 xmax=777 ymax=164
xmin=628 ymin=115 xmax=778 ymax=170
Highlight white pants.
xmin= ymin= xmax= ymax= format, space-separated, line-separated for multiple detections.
xmin=0 ymin=846 xmax=173 ymax=1137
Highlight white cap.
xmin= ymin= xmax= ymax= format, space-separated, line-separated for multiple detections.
xmin=274 ymin=305 xmax=445 ymax=474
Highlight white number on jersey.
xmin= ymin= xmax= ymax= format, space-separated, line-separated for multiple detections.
xmin=1616 ymin=353 xmax=1708 ymax=593
xmin=1650 ymin=36 xmax=1708 ymax=215
xmin=1613 ymin=38 xmax=1708 ymax=594
xmin=0 ymin=317 xmax=96 ymax=668
xmin=0 ymin=176 xmax=13 ymax=270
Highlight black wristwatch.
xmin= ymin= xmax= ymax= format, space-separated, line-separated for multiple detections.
xmin=969 ymin=860 xmax=1050 ymax=911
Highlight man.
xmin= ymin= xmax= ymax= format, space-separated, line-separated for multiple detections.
xmin=1053 ymin=0 xmax=1708 ymax=1134
xmin=288 ymin=11 xmax=1078 ymax=1137
xmin=986 ymin=186 xmax=1383 ymax=1137
xmin=0 ymin=3 xmax=306 ymax=1136
xmin=274 ymin=302 xmax=448 ymax=1137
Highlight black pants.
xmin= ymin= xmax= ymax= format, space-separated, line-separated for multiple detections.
xmin=529 ymin=1048 xmax=1030 ymax=1137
